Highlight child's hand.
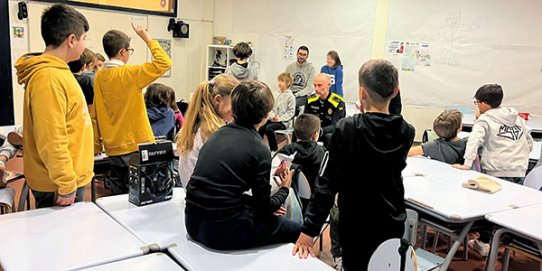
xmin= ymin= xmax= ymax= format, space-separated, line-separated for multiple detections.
xmin=292 ymin=233 xmax=315 ymax=259
xmin=475 ymin=107 xmax=481 ymax=120
xmin=279 ymin=169 xmax=295 ymax=189
xmin=274 ymin=161 xmax=287 ymax=177
xmin=452 ymin=164 xmax=470 ymax=170
xmin=56 ymin=193 xmax=76 ymax=206
xmin=131 ymin=23 xmax=152 ymax=43
xmin=273 ymin=206 xmax=287 ymax=217
xmin=0 ymin=161 xmax=5 ymax=186
xmin=272 ymin=116 xmax=280 ymax=122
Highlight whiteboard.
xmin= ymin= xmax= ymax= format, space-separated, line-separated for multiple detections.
xmin=232 ymin=0 xmax=377 ymax=102
xmin=386 ymin=0 xmax=542 ymax=116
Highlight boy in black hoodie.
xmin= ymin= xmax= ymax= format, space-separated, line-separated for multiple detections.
xmin=185 ymin=81 xmax=301 ymax=250
xmin=277 ymin=113 xmax=326 ymax=192
xmin=292 ymin=60 xmax=415 ymax=270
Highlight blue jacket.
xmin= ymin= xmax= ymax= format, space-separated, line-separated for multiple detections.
xmin=320 ymin=65 xmax=344 ymax=97
xmin=146 ymin=104 xmax=175 ymax=140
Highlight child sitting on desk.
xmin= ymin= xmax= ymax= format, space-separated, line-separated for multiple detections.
xmin=409 ymin=109 xmax=467 ymax=164
xmin=185 ymin=81 xmax=301 ymax=250
xmin=292 ymin=59 xmax=415 ymax=270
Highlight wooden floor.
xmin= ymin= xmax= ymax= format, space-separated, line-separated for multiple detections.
xmin=2 ymin=154 xmax=540 ymax=271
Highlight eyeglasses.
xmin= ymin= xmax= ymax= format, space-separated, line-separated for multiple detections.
xmin=126 ymin=48 xmax=135 ymax=55
xmin=473 ymin=100 xmax=480 ymax=105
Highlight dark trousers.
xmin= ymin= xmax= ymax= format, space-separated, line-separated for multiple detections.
xmin=330 ymin=203 xmax=342 ymax=257
xmin=32 ymin=186 xmax=86 ymax=209
xmin=322 ymin=131 xmax=333 ymax=147
xmin=185 ymin=207 xmax=302 ymax=250
xmin=341 ymin=218 xmax=404 ymax=271
xmin=258 ymin=121 xmax=286 ymax=151
xmin=295 ymin=95 xmax=307 ymax=115
xmin=109 ymin=153 xmax=134 ymax=195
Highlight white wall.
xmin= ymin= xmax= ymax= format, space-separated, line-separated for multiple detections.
xmin=8 ymin=0 xmax=213 ymax=124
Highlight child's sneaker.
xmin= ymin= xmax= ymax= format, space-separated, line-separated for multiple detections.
xmin=333 ymin=257 xmax=343 ymax=271
xmin=469 ymin=239 xmax=490 ymax=257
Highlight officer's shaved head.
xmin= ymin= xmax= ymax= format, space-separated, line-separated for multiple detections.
xmin=314 ymin=73 xmax=331 ymax=100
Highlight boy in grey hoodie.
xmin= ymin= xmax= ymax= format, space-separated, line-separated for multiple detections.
xmin=454 ymin=84 xmax=533 ymax=182
xmin=225 ymin=42 xmax=258 ymax=81
xmin=454 ymin=83 xmax=533 ymax=257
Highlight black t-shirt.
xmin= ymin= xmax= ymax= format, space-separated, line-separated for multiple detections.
xmin=74 ymin=74 xmax=94 ymax=105
xmin=186 ymin=124 xmax=288 ymax=219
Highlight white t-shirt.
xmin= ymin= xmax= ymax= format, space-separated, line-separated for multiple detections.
xmin=179 ymin=128 xmax=206 ymax=188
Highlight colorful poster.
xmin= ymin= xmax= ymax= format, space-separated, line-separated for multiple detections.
xmin=401 ymin=42 xmax=419 ymax=71
xmin=386 ymin=40 xmax=432 ymax=71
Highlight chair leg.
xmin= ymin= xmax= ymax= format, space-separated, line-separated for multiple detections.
xmin=463 ymin=235 xmax=469 ymax=260
xmin=91 ymin=177 xmax=96 ymax=203
xmin=18 ymin=182 xmax=29 ymax=212
xmin=422 ymin=225 xmax=428 ymax=249
xmin=502 ymin=247 xmax=511 ymax=271
xmin=432 ymin=231 xmax=440 ymax=253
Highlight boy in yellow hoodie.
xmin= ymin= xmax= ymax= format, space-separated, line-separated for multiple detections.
xmin=15 ymin=4 xmax=94 ymax=208
xmin=92 ymin=24 xmax=172 ymax=195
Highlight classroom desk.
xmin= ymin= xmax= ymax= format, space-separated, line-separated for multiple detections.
xmin=0 ymin=202 xmax=147 ymax=271
xmin=403 ymin=157 xmax=542 ymax=271
xmin=485 ymin=204 xmax=542 ymax=271
xmin=168 ymin=243 xmax=333 ymax=271
xmin=95 ymin=188 xmax=188 ymax=251
xmin=462 ymin=113 xmax=542 ymax=137
xmin=97 ymin=188 xmax=334 ymax=270
xmin=80 ymin=253 xmax=184 ymax=271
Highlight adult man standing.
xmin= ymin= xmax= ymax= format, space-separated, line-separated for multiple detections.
xmin=304 ymin=74 xmax=345 ymax=146
xmin=286 ymin=46 xmax=315 ymax=109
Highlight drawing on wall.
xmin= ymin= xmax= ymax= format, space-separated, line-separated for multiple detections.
xmin=401 ymin=42 xmax=419 ymax=71
xmin=12 ymin=26 xmax=24 ymax=38
xmin=435 ymin=12 xmax=479 ymax=66
xmin=283 ymin=35 xmax=295 ymax=59
xmin=156 ymin=39 xmax=172 ymax=77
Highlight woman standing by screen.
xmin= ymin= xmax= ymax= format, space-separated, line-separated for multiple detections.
xmin=321 ymin=50 xmax=344 ymax=97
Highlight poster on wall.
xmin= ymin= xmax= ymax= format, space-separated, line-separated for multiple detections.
xmin=11 ymin=23 xmax=29 ymax=65
xmin=283 ymin=35 xmax=295 ymax=59
xmin=156 ymin=39 xmax=171 ymax=77
xmin=386 ymin=40 xmax=431 ymax=72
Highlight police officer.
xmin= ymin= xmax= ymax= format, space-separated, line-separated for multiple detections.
xmin=304 ymin=73 xmax=345 ymax=146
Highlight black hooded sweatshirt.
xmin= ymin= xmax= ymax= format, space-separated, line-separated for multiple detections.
xmin=302 ymin=112 xmax=415 ymax=267
xmin=277 ymin=140 xmax=326 ymax=190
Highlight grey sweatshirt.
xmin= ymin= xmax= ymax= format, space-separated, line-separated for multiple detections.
xmin=464 ymin=107 xmax=533 ymax=177
xmin=285 ymin=62 xmax=315 ymax=97
xmin=225 ymin=62 xmax=258 ymax=81
xmin=272 ymin=89 xmax=296 ymax=126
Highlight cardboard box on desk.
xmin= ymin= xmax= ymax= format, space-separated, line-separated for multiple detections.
xmin=129 ymin=140 xmax=174 ymax=206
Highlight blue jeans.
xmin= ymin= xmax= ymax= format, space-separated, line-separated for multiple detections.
xmin=32 ymin=186 xmax=86 ymax=209
xmin=185 ymin=207 xmax=302 ymax=250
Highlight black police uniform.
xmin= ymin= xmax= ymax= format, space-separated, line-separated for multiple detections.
xmin=304 ymin=92 xmax=346 ymax=146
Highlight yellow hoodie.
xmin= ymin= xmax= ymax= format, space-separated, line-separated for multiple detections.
xmin=92 ymin=40 xmax=173 ymax=156
xmin=15 ymin=54 xmax=94 ymax=195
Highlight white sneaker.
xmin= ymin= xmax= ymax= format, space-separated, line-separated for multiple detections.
xmin=469 ymin=239 xmax=490 ymax=257
xmin=333 ymin=257 xmax=343 ymax=271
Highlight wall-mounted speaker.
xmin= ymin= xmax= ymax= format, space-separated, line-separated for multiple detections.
xmin=167 ymin=18 xmax=189 ymax=39
xmin=17 ymin=2 xmax=28 ymax=20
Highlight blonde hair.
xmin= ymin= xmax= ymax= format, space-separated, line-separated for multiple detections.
xmin=176 ymin=74 xmax=239 ymax=154
xmin=277 ymin=72 xmax=292 ymax=88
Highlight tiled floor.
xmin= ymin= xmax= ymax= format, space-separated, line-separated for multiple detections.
xmin=2 ymin=154 xmax=540 ymax=271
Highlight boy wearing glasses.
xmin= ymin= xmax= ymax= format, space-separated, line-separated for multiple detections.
xmin=453 ymin=84 xmax=533 ymax=256
xmin=92 ymin=24 xmax=172 ymax=195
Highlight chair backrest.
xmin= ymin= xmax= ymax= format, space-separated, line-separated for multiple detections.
xmin=422 ymin=129 xmax=438 ymax=143
xmin=524 ymin=165 xmax=542 ymax=191
xmin=403 ymin=209 xmax=418 ymax=246
xmin=368 ymin=238 xmax=418 ymax=271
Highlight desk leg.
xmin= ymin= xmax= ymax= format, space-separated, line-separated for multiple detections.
xmin=486 ymin=228 xmax=506 ymax=271
xmin=440 ymin=221 xmax=474 ymax=271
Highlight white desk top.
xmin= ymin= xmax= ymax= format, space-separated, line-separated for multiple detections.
xmin=80 ymin=253 xmax=184 ymax=271
xmin=486 ymin=204 xmax=542 ymax=242
xmin=95 ymin=188 xmax=188 ymax=250
xmin=168 ymin=243 xmax=333 ymax=271
xmin=463 ymin=113 xmax=542 ymax=133
xmin=0 ymin=202 xmax=146 ymax=271
xmin=457 ymin=132 xmax=540 ymax=160
xmin=403 ymin=157 xmax=542 ymax=221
